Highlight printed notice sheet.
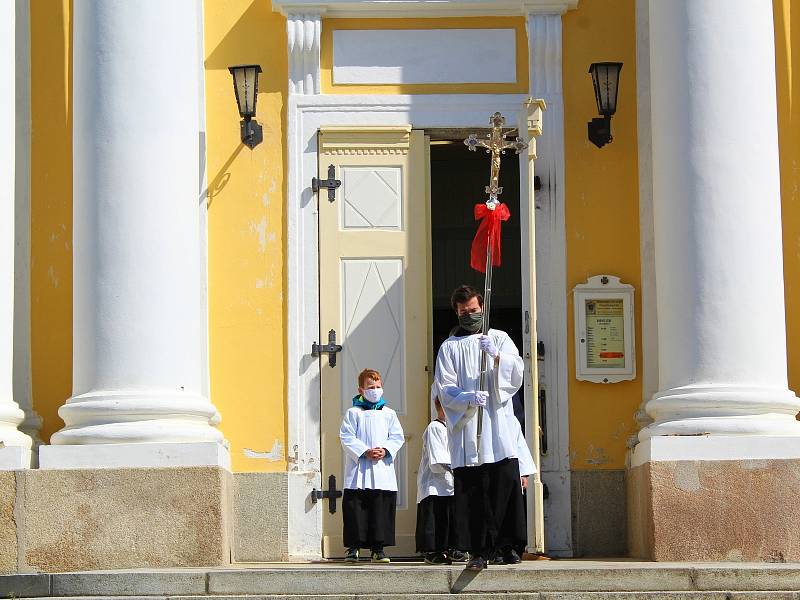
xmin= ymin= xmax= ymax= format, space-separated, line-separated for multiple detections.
xmin=585 ymin=298 xmax=625 ymax=368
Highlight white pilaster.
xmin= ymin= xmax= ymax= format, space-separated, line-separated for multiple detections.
xmin=14 ymin=0 xmax=43 ymax=451
xmin=41 ymin=0 xmax=227 ymax=468
xmin=639 ymin=0 xmax=800 ymax=444
xmin=629 ymin=0 xmax=656 ymax=449
xmin=0 ymin=0 xmax=33 ymax=469
xmin=528 ymin=10 xmax=572 ymax=556
xmin=287 ymin=12 xmax=322 ymax=95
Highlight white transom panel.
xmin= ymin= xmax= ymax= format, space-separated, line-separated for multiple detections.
xmin=340 ymin=259 xmax=405 ymax=415
xmin=332 ymin=29 xmax=517 ymax=85
xmin=341 ymin=166 xmax=403 ymax=229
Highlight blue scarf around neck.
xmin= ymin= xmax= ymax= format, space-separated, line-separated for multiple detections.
xmin=352 ymin=394 xmax=385 ymax=410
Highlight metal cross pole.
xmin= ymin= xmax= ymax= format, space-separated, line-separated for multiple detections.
xmin=464 ymin=112 xmax=527 ymax=446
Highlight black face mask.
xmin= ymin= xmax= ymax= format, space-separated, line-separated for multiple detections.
xmin=458 ymin=311 xmax=483 ymax=334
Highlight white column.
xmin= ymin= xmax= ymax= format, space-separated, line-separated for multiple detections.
xmin=0 ymin=0 xmax=33 ymax=468
xmin=638 ymin=0 xmax=800 ymax=443
xmin=40 ymin=0 xmax=228 ymax=469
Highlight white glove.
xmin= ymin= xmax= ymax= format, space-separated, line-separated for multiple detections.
xmin=468 ymin=390 xmax=489 ymax=407
xmin=479 ymin=335 xmax=499 ymax=358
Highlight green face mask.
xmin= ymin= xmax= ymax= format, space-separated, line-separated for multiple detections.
xmin=458 ymin=311 xmax=483 ymax=333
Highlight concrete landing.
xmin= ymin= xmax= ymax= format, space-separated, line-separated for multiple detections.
xmin=3 ymin=561 xmax=800 ymax=599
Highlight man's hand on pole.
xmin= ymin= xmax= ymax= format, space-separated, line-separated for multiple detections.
xmin=479 ymin=335 xmax=499 ymax=359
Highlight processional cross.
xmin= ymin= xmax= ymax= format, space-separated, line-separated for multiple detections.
xmin=463 ymin=112 xmax=527 ymax=445
xmin=465 ymin=112 xmax=528 ymax=205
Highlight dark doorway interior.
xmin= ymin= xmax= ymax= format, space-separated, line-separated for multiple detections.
xmin=429 ymin=138 xmax=523 ymax=363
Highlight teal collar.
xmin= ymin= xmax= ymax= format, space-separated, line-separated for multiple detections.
xmin=352 ymin=394 xmax=385 ymax=410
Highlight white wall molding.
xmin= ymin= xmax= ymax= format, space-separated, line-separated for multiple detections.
xmin=14 ymin=0 xmax=43 ymax=450
xmin=274 ymin=1 xmax=578 ymax=18
xmin=288 ymin=12 xmax=322 ymax=95
xmin=0 ymin=0 xmax=33 ymax=468
xmin=332 ymin=28 xmax=517 ymax=85
xmin=287 ymin=93 xmax=529 ymax=559
xmin=527 ymin=10 xmax=572 ymax=557
xmin=630 ymin=0 xmax=656 ymax=450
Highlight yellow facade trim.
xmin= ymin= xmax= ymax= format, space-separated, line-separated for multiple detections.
xmin=320 ymin=17 xmax=529 ymax=95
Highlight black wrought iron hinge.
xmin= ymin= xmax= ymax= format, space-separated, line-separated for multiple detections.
xmin=312 ymin=329 xmax=343 ymax=368
xmin=311 ymin=474 xmax=343 ymax=514
xmin=312 ymin=164 xmax=341 ymax=202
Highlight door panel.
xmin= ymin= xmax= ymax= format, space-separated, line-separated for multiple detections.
xmin=319 ymin=126 xmax=429 ymax=557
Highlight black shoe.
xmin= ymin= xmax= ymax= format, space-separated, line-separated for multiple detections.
xmin=424 ymin=552 xmax=451 ymax=565
xmin=489 ymin=551 xmax=504 ymax=565
xmin=449 ymin=550 xmax=469 ymax=562
xmin=371 ymin=550 xmax=390 ymax=563
xmin=466 ymin=555 xmax=487 ymax=571
xmin=502 ymin=549 xmax=522 ymax=564
xmin=344 ymin=547 xmax=359 ymax=563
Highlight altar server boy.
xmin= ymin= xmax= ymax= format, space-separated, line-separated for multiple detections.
xmin=340 ymin=368 xmax=405 ymax=564
xmin=415 ymin=386 xmax=455 ymax=564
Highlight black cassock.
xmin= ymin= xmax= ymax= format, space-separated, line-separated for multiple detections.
xmin=342 ymin=489 xmax=397 ymax=551
xmin=415 ymin=495 xmax=455 ymax=553
xmin=452 ymin=457 xmax=526 ymax=556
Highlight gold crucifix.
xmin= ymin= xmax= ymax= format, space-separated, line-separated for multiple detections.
xmin=464 ymin=112 xmax=528 ymax=205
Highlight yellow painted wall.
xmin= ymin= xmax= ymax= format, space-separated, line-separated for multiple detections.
xmin=320 ymin=17 xmax=528 ymax=95
xmin=204 ymin=1 xmax=289 ymax=472
xmin=776 ymin=0 xmax=800 ymax=397
xmin=29 ymin=0 xmax=72 ymax=442
xmin=562 ymin=0 xmax=641 ymax=470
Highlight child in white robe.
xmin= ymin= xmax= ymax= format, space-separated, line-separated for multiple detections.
xmin=415 ymin=387 xmax=454 ymax=564
xmin=339 ymin=368 xmax=405 ymax=564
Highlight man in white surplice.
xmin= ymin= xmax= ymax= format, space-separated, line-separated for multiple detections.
xmin=434 ymin=284 xmax=525 ymax=571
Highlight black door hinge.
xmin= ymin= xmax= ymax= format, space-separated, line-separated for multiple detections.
xmin=312 ymin=329 xmax=343 ymax=368
xmin=312 ymin=474 xmax=344 ymax=514
xmin=312 ymin=164 xmax=341 ymax=202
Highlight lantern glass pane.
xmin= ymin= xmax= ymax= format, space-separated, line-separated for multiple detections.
xmin=229 ymin=65 xmax=261 ymax=118
xmin=590 ymin=62 xmax=622 ymax=116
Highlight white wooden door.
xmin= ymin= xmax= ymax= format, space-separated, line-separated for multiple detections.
xmin=318 ymin=126 xmax=431 ymax=557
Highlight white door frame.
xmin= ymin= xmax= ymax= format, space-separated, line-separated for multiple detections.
xmin=285 ymin=93 xmax=572 ymax=558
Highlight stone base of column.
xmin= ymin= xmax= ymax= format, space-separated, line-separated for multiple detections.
xmin=39 ymin=442 xmax=230 ymax=470
xmin=628 ymin=436 xmax=800 ymax=561
xmin=0 ymin=446 xmax=32 ymax=470
xmin=11 ymin=466 xmax=232 ymax=573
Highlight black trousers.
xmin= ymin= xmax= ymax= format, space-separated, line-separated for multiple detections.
xmin=342 ymin=489 xmax=397 ymax=550
xmin=453 ymin=458 xmax=526 ymax=557
xmin=415 ymin=495 xmax=454 ymax=553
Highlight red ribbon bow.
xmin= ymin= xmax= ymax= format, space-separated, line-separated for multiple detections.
xmin=470 ymin=202 xmax=510 ymax=273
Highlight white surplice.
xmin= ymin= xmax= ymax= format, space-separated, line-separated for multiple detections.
xmin=434 ymin=329 xmax=524 ymax=468
xmin=509 ymin=415 xmax=537 ymax=477
xmin=340 ymin=406 xmax=405 ymax=491
xmin=416 ymin=419 xmax=454 ymax=503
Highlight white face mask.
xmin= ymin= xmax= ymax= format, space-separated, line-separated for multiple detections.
xmin=362 ymin=387 xmax=383 ymax=404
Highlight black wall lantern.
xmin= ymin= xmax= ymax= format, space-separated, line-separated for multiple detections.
xmin=228 ymin=64 xmax=263 ymax=149
xmin=587 ymin=62 xmax=622 ymax=148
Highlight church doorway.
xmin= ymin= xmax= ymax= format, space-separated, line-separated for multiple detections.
xmin=312 ymin=114 xmax=567 ymax=559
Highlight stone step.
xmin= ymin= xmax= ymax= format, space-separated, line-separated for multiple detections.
xmin=3 ymin=562 xmax=800 ymax=599
xmin=9 ymin=594 xmax=800 ymax=600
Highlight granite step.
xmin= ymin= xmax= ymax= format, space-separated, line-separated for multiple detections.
xmin=3 ymin=562 xmax=800 ymax=599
